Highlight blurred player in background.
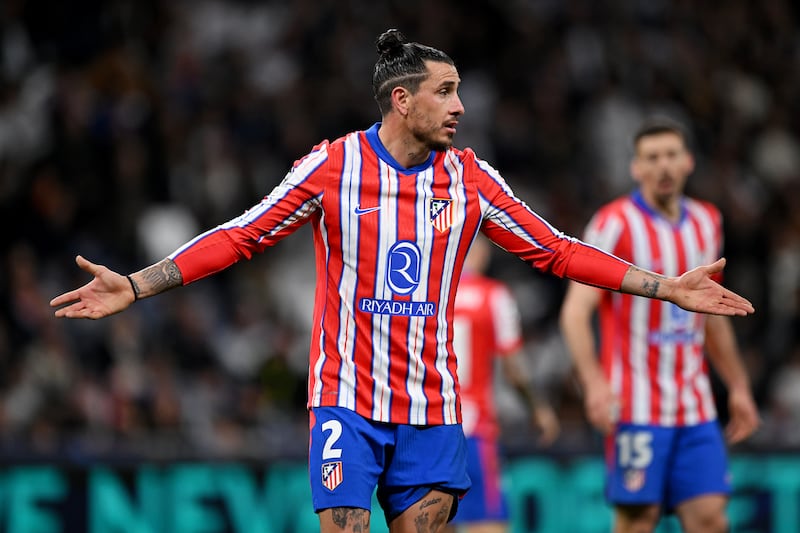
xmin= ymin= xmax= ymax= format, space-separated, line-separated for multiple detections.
xmin=445 ymin=235 xmax=560 ymax=533
xmin=50 ymin=28 xmax=755 ymax=533
xmin=559 ymin=117 xmax=760 ymax=533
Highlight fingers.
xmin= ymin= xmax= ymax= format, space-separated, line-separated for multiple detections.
xmin=588 ymin=405 xmax=615 ymax=434
xmin=51 ymin=256 xmax=101 ymax=313
xmin=75 ymin=255 xmax=101 ymax=275
xmin=722 ymin=289 xmax=755 ymax=313
xmin=706 ymin=257 xmax=726 ymax=274
xmin=50 ymin=290 xmax=81 ymax=308
xmin=53 ymin=302 xmax=80 ymax=318
xmin=726 ymin=421 xmax=752 ymax=444
xmin=725 ymin=412 xmax=760 ymax=444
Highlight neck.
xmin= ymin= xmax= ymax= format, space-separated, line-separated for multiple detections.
xmin=377 ymin=121 xmax=431 ymax=169
xmin=642 ymin=191 xmax=681 ymax=223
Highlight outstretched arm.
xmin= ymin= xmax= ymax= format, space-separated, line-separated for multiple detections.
xmin=619 ymin=258 xmax=754 ymax=316
xmin=50 ymin=255 xmax=183 ymax=319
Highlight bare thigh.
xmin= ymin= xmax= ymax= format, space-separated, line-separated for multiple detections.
xmin=675 ymin=494 xmax=728 ymax=533
xmin=389 ymin=489 xmax=455 ymax=533
xmin=319 ymin=507 xmax=371 ymax=533
xmin=614 ymin=503 xmax=661 ymax=533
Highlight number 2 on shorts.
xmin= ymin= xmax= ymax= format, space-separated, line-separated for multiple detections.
xmin=321 ymin=419 xmax=343 ymax=459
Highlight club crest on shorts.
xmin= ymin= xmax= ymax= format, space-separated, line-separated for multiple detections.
xmin=624 ymin=468 xmax=646 ymax=492
xmin=429 ymin=198 xmax=453 ymax=233
xmin=322 ymin=461 xmax=343 ymax=491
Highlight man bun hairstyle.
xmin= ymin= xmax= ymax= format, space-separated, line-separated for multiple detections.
xmin=372 ymin=29 xmax=454 ymax=115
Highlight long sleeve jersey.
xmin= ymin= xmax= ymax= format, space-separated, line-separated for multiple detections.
xmin=584 ymin=190 xmax=723 ymax=426
xmin=169 ymin=123 xmax=630 ymax=426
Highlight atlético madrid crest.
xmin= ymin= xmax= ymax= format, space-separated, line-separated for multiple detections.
xmin=429 ymin=198 xmax=453 ymax=233
xmin=624 ymin=469 xmax=645 ymax=492
xmin=322 ymin=461 xmax=343 ymax=491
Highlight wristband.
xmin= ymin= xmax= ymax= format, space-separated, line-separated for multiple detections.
xmin=126 ymin=275 xmax=139 ymax=301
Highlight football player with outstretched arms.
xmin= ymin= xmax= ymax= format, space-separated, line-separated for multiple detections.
xmin=52 ymin=31 xmax=754 ymax=533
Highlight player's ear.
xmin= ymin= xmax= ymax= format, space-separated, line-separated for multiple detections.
xmin=684 ymin=150 xmax=696 ymax=174
xmin=391 ymin=86 xmax=411 ymax=117
xmin=629 ymin=158 xmax=642 ymax=184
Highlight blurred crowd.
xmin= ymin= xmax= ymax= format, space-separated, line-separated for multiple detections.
xmin=0 ymin=0 xmax=798 ymax=462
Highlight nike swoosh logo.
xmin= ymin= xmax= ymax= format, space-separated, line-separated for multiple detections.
xmin=354 ymin=205 xmax=381 ymax=216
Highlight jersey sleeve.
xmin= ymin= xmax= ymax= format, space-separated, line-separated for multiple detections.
xmin=468 ymin=153 xmax=631 ymax=290
xmin=168 ymin=142 xmax=331 ymax=284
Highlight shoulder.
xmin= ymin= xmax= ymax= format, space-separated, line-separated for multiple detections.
xmin=685 ymin=196 xmax=722 ymax=220
xmin=445 ymin=146 xmax=486 ymax=168
xmin=590 ymin=196 xmax=632 ymax=226
xmin=290 ymin=130 xmax=364 ymax=172
xmin=447 ymin=147 xmax=508 ymax=187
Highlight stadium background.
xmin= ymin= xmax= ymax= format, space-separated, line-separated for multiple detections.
xmin=0 ymin=0 xmax=798 ymax=531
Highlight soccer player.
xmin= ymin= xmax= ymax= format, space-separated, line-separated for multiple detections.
xmin=559 ymin=117 xmax=760 ymax=533
xmin=51 ymin=31 xmax=755 ymax=533
xmin=446 ymin=235 xmax=560 ymax=533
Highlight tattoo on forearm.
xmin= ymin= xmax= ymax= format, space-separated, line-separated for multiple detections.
xmin=642 ymin=279 xmax=660 ymax=298
xmin=138 ymin=259 xmax=183 ymax=298
xmin=628 ymin=266 xmax=666 ymax=298
xmin=331 ymin=507 xmax=368 ymax=531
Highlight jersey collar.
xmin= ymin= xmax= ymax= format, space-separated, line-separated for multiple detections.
xmin=365 ymin=123 xmax=436 ymax=174
xmin=631 ymin=189 xmax=687 ymax=225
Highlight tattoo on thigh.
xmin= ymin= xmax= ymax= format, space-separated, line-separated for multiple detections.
xmin=331 ymin=507 xmax=368 ymax=531
xmin=412 ymin=495 xmax=452 ymax=533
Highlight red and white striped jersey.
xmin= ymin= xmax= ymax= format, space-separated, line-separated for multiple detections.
xmin=170 ymin=123 xmax=631 ymax=426
xmin=583 ymin=190 xmax=723 ymax=426
xmin=454 ymin=273 xmax=522 ymax=440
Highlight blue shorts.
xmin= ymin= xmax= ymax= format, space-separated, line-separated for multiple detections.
xmin=450 ymin=436 xmax=509 ymax=524
xmin=308 ymin=407 xmax=471 ymax=524
xmin=605 ymin=421 xmax=730 ymax=511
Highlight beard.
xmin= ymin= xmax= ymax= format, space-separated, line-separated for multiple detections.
xmin=409 ymin=113 xmax=454 ymax=152
xmin=414 ymin=130 xmax=453 ymax=152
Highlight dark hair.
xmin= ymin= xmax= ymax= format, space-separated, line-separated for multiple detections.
xmin=372 ymin=29 xmax=455 ymax=115
xmin=633 ymin=116 xmax=693 ymax=151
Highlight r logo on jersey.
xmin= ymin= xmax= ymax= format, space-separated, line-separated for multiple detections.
xmin=322 ymin=461 xmax=343 ymax=491
xmin=387 ymin=240 xmax=421 ymax=295
xmin=429 ymin=198 xmax=453 ymax=233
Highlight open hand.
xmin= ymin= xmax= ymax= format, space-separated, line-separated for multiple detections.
xmin=671 ymin=258 xmax=754 ymax=316
xmin=50 ymin=256 xmax=135 ymax=319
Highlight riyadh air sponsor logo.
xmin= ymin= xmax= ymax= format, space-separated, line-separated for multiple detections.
xmin=648 ymin=331 xmax=703 ymax=344
xmin=354 ymin=204 xmax=381 ymax=216
xmin=359 ymin=240 xmax=435 ymax=316
xmin=321 ymin=462 xmax=343 ymax=491
xmin=359 ymin=298 xmax=436 ymax=316
xmin=386 ymin=241 xmax=421 ymax=295
xmin=429 ymin=198 xmax=453 ymax=232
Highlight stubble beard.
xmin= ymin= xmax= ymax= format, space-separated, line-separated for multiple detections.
xmin=409 ymin=108 xmax=454 ymax=152
xmin=413 ymin=126 xmax=453 ymax=153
